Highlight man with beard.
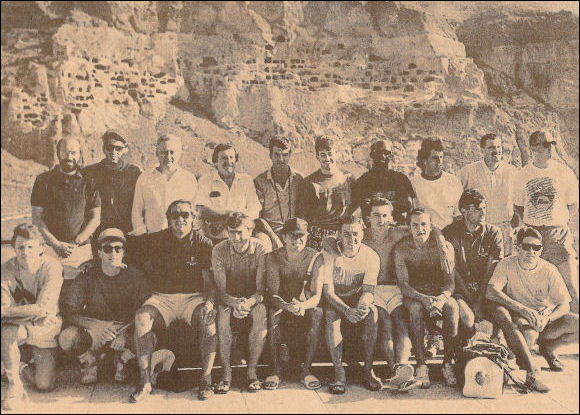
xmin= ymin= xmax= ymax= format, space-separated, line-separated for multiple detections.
xmin=128 ymin=200 xmax=216 ymax=402
xmin=212 ymin=213 xmax=268 ymax=394
xmin=351 ymin=139 xmax=416 ymax=225
xmin=254 ymin=137 xmax=304 ymax=250
xmin=264 ymin=218 xmax=325 ymax=391
xmin=458 ymin=134 xmax=519 ymax=256
xmin=131 ymin=134 xmax=197 ymax=236
xmin=84 ymin=131 xmax=142 ymax=235
xmin=1 ymin=224 xmax=63 ymax=410
xmin=31 ymin=137 xmax=101 ymax=278
xmin=197 ymin=143 xmax=264 ymax=246
xmin=513 ymin=131 xmax=579 ymax=313
xmin=393 ymin=208 xmax=460 ymax=388
xmin=487 ymin=227 xmax=578 ymax=392
xmin=297 ymin=136 xmax=355 ymax=251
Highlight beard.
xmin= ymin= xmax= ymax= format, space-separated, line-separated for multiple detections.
xmin=60 ymin=159 xmax=79 ymax=173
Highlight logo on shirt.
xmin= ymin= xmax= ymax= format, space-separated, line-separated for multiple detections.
xmin=526 ymin=177 xmax=556 ymax=222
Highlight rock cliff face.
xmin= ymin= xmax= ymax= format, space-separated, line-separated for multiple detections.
xmin=1 ymin=1 xmax=578 ymax=238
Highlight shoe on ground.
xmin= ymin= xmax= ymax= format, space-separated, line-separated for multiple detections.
xmin=525 ymin=371 xmax=550 ymax=393
xmin=442 ymin=362 xmax=457 ymax=387
xmin=383 ymin=364 xmax=418 ymax=391
xmin=197 ymin=384 xmax=214 ymax=401
xmin=415 ymin=364 xmax=431 ymax=389
xmin=130 ymin=382 xmax=153 ymax=403
xmin=539 ymin=344 xmax=564 ymax=372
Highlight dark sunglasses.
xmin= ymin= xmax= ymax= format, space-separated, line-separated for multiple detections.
xmin=521 ymin=242 xmax=542 ymax=252
xmin=101 ymin=244 xmax=125 ymax=254
xmin=169 ymin=211 xmax=191 ymax=220
xmin=105 ymin=143 xmax=126 ymax=152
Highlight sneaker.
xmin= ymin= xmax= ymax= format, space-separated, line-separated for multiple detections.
xmin=539 ymin=344 xmax=564 ymax=372
xmin=130 ymin=382 xmax=153 ymax=403
xmin=442 ymin=362 xmax=457 ymax=387
xmin=197 ymin=383 xmax=214 ymax=401
xmin=2 ymin=384 xmax=28 ymax=411
xmin=525 ymin=371 xmax=550 ymax=393
xmin=415 ymin=364 xmax=431 ymax=389
xmin=383 ymin=364 xmax=418 ymax=391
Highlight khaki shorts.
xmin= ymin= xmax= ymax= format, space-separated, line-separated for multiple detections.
xmin=143 ymin=293 xmax=205 ymax=327
xmin=373 ymin=285 xmax=404 ymax=315
xmin=23 ymin=315 xmax=63 ymax=349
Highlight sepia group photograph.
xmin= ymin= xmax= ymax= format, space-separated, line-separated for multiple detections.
xmin=1 ymin=1 xmax=578 ymax=413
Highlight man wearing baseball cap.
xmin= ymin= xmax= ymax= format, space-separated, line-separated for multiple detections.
xmin=351 ymin=139 xmax=416 ymax=225
xmin=59 ymin=228 xmax=150 ymax=385
xmin=264 ymin=218 xmax=326 ymax=391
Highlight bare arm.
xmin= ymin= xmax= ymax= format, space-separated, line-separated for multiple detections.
xmin=74 ymin=207 xmax=101 ymax=245
xmin=358 ymin=284 xmax=375 ymax=308
xmin=513 ymin=205 xmax=524 ymax=228
xmin=266 ymin=256 xmax=288 ymax=311
xmin=300 ymin=254 xmax=325 ymax=310
xmin=131 ymin=178 xmax=147 ymax=236
xmin=31 ymin=206 xmax=61 ymax=247
xmin=212 ymin=248 xmax=242 ymax=307
xmin=486 ymin=284 xmax=529 ymax=316
xmin=323 ymin=278 xmax=351 ymax=316
xmin=248 ymin=250 xmax=266 ymax=306
xmin=394 ymin=247 xmax=430 ymax=305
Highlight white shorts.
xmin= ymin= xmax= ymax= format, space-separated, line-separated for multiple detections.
xmin=143 ymin=293 xmax=205 ymax=327
xmin=22 ymin=316 xmax=63 ymax=349
xmin=373 ymin=285 xmax=404 ymax=315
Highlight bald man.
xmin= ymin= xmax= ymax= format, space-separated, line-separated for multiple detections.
xmin=31 ymin=137 xmax=101 ymax=278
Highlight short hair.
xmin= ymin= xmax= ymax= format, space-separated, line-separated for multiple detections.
xmin=156 ymin=133 xmax=182 ymax=147
xmin=11 ymin=223 xmax=44 ymax=248
xmin=362 ymin=195 xmax=394 ymax=219
xmin=528 ymin=130 xmax=548 ymax=147
xmin=165 ymin=199 xmax=195 ymax=220
xmin=407 ymin=207 xmax=431 ymax=225
xmin=56 ymin=137 xmax=81 ymax=156
xmin=516 ymin=227 xmax=542 ymax=245
xmin=480 ymin=133 xmax=499 ymax=148
xmin=269 ymin=137 xmax=291 ymax=154
xmin=227 ymin=212 xmax=255 ymax=230
xmin=416 ymin=138 xmax=444 ymax=171
xmin=340 ymin=215 xmax=365 ymax=231
xmin=212 ymin=142 xmax=238 ymax=163
xmin=458 ymin=189 xmax=487 ymax=211
xmin=101 ymin=131 xmax=126 ymax=145
xmin=314 ymin=135 xmax=335 ymax=154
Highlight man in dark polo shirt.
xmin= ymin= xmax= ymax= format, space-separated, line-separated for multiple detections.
xmin=84 ymin=131 xmax=142 ymax=235
xmin=443 ymin=189 xmax=503 ymax=342
xmin=127 ymin=200 xmax=216 ymax=402
xmin=31 ymin=137 xmax=101 ymax=278
xmin=351 ymin=139 xmax=416 ymax=225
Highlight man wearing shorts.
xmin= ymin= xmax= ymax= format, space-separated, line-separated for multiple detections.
xmin=487 ymin=227 xmax=579 ymax=392
xmin=59 ymin=228 xmax=150 ymax=385
xmin=264 ymin=218 xmax=325 ymax=391
xmin=213 ymin=213 xmax=268 ymax=394
xmin=128 ymin=200 xmax=216 ymax=402
xmin=1 ymin=224 xmax=63 ymax=410
xmin=322 ymin=216 xmax=381 ymax=394
xmin=393 ymin=209 xmax=460 ymax=388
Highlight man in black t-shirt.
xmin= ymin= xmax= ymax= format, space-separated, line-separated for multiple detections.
xmin=127 ymin=200 xmax=216 ymax=402
xmin=351 ymin=139 xmax=415 ymax=225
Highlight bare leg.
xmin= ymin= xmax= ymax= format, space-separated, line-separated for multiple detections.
xmin=1 ymin=325 xmax=27 ymax=389
xmin=493 ymin=306 xmax=535 ymax=372
xmin=217 ymin=306 xmax=233 ymax=383
xmin=302 ymin=308 xmax=324 ymax=377
xmin=134 ymin=306 xmax=165 ymax=387
xmin=441 ymin=298 xmax=460 ymax=364
xmin=377 ymin=308 xmax=395 ymax=373
xmin=325 ymin=307 xmax=346 ymax=384
xmin=361 ymin=306 xmax=379 ymax=383
xmin=405 ymin=300 xmax=426 ymax=366
xmin=391 ymin=306 xmax=412 ymax=365
xmin=30 ymin=347 xmax=57 ymax=392
xmin=247 ymin=304 xmax=268 ymax=381
xmin=191 ymin=305 xmax=217 ymax=386
xmin=538 ymin=313 xmax=580 ymax=355
xmin=268 ymin=308 xmax=283 ymax=378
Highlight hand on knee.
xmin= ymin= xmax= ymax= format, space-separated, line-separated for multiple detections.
xmin=135 ymin=312 xmax=154 ymax=337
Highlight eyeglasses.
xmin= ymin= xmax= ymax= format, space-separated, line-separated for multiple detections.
xmin=169 ymin=211 xmax=191 ymax=220
xmin=105 ymin=143 xmax=126 ymax=152
xmin=521 ymin=242 xmax=542 ymax=252
xmin=101 ymin=245 xmax=125 ymax=254
xmin=533 ymin=141 xmax=556 ymax=149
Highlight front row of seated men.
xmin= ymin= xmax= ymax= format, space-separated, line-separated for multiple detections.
xmin=2 ymin=192 xmax=578 ymax=408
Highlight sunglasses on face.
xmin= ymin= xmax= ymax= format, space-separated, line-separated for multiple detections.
xmin=521 ymin=242 xmax=542 ymax=252
xmin=169 ymin=211 xmax=192 ymax=220
xmin=105 ymin=143 xmax=126 ymax=152
xmin=101 ymin=244 xmax=125 ymax=254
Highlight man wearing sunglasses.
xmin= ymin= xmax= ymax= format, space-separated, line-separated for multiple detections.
xmin=514 ymin=130 xmax=579 ymax=313
xmin=84 ymin=131 xmax=142 ymax=237
xmin=59 ymin=228 xmax=150 ymax=385
xmin=128 ymin=200 xmax=216 ymax=402
xmin=487 ymin=227 xmax=579 ymax=391
xmin=351 ymin=139 xmax=416 ymax=225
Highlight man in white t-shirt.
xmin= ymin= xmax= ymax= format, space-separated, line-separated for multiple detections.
xmin=459 ymin=133 xmax=519 ymax=256
xmin=322 ymin=217 xmax=381 ymax=394
xmin=513 ymin=131 xmax=579 ymax=313
xmin=131 ymin=134 xmax=198 ymax=236
xmin=411 ymin=138 xmax=463 ymax=229
xmin=487 ymin=227 xmax=578 ymax=392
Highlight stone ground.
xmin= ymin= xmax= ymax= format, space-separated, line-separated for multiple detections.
xmin=2 ymin=349 xmax=578 ymax=414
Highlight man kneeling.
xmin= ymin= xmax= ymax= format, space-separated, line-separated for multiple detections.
xmin=486 ymin=227 xmax=579 ymax=393
xmin=59 ymin=228 xmax=150 ymax=385
xmin=322 ymin=216 xmax=381 ymax=394
xmin=1 ymin=224 xmax=63 ymax=410
xmin=264 ymin=218 xmax=325 ymax=390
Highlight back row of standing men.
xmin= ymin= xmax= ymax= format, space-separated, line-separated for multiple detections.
xmin=1 ymin=128 xmax=578 ymax=408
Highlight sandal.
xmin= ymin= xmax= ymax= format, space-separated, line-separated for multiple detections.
xmin=263 ymin=375 xmax=280 ymax=390
xmin=301 ymin=374 xmax=322 ymax=390
xmin=329 ymin=380 xmax=346 ymax=395
xmin=363 ymin=376 xmax=382 ymax=392
xmin=247 ymin=378 xmax=262 ymax=393
xmin=198 ymin=384 xmax=214 ymax=401
xmin=215 ymin=380 xmax=231 ymax=394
